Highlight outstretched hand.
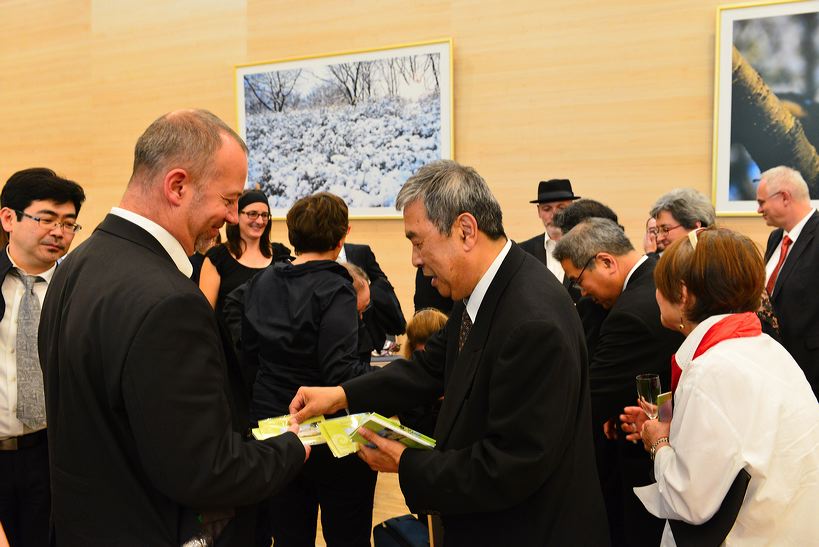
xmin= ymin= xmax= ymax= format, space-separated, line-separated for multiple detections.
xmin=288 ymin=386 xmax=348 ymax=425
xmin=287 ymin=422 xmax=312 ymax=462
xmin=355 ymin=427 xmax=406 ymax=473
xmin=620 ymin=405 xmax=648 ymax=442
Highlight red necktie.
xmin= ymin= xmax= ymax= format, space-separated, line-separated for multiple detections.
xmin=765 ymin=235 xmax=792 ymax=295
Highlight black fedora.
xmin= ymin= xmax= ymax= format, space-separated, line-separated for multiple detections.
xmin=530 ymin=179 xmax=580 ymax=204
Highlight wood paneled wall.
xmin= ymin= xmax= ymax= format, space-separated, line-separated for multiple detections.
xmin=0 ymin=0 xmax=771 ymax=318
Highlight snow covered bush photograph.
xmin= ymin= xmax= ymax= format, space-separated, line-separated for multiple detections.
xmin=236 ymin=40 xmax=453 ymax=217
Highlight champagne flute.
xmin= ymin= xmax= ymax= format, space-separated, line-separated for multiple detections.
xmin=636 ymin=374 xmax=661 ymax=420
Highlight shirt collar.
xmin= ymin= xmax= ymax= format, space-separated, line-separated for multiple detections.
xmin=337 ymin=245 xmax=347 ymax=263
xmin=784 ymin=208 xmax=817 ymax=243
xmin=622 ymin=254 xmax=649 ymax=291
xmin=673 ymin=313 xmax=731 ymax=369
xmin=5 ymin=246 xmax=56 ymax=283
xmin=110 ymin=207 xmax=193 ymax=277
xmin=464 ymin=239 xmax=512 ymax=323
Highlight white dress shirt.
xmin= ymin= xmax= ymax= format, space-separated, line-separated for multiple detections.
xmin=110 ymin=207 xmax=193 ymax=277
xmin=0 ymin=249 xmax=56 ymax=439
xmin=542 ymin=235 xmax=565 ymax=283
xmin=634 ymin=314 xmax=819 ymax=546
xmin=765 ymin=208 xmax=817 ymax=284
xmin=622 ymin=255 xmax=649 ymax=292
xmin=464 ymin=239 xmax=512 ymax=324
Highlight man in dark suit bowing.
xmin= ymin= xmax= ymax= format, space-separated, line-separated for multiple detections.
xmin=555 ymin=218 xmax=682 ymax=547
xmin=289 ymin=160 xmax=609 ymax=546
xmin=518 ymin=178 xmax=580 ymax=300
xmin=38 ymin=110 xmax=307 ymax=546
xmin=340 ymin=241 xmax=406 ymax=353
xmin=757 ymin=166 xmax=819 ymax=398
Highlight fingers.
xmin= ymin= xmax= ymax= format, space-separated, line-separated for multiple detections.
xmin=302 ymin=443 xmax=311 ymax=463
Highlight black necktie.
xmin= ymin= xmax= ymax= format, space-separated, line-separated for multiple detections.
xmin=458 ymin=308 xmax=473 ymax=352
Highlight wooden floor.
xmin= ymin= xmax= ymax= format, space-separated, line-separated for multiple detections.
xmin=315 ymin=472 xmax=410 ymax=546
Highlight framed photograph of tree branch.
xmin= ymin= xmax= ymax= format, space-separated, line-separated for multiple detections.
xmin=713 ymin=1 xmax=819 ymax=215
xmin=236 ymin=39 xmax=453 ymax=218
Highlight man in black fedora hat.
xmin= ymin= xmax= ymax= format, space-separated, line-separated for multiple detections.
xmin=518 ymin=179 xmax=580 ymax=298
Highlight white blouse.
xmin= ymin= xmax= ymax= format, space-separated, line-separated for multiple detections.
xmin=634 ymin=314 xmax=819 ymax=546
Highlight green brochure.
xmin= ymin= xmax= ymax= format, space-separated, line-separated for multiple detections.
xmin=350 ymin=413 xmax=436 ymax=451
xmin=252 ymin=414 xmax=326 ymax=445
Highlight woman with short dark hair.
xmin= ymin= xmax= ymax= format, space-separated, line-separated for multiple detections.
xmin=621 ymin=227 xmax=818 ymax=545
xmin=242 ymin=192 xmax=376 ymax=547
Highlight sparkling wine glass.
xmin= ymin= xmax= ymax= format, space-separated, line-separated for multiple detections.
xmin=636 ymin=374 xmax=661 ymax=420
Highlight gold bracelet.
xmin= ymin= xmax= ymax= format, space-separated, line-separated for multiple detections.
xmin=650 ymin=436 xmax=669 ymax=461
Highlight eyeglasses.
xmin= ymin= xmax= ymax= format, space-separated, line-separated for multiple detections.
xmin=15 ymin=210 xmax=81 ymax=233
xmin=240 ymin=210 xmax=270 ymax=222
xmin=571 ymin=254 xmax=597 ymax=290
xmin=656 ymin=224 xmax=681 ymax=235
xmin=756 ymin=191 xmax=783 ymax=207
xmin=647 ymin=227 xmax=659 ymax=236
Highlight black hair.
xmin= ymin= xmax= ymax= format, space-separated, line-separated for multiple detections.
xmin=1 ymin=168 xmax=86 ymax=216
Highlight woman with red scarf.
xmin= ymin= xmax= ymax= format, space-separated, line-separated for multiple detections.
xmin=621 ymin=227 xmax=818 ymax=545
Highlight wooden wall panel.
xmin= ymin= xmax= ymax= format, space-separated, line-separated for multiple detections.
xmin=1 ymin=0 xmax=773 ymax=320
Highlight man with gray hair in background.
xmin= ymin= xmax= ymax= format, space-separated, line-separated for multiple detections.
xmin=756 ymin=165 xmax=819 ymax=397
xmin=554 ymin=218 xmax=681 ymax=547
xmin=289 ymin=159 xmax=609 ymax=546
xmin=38 ymin=110 xmax=307 ymax=546
xmin=649 ymin=187 xmax=715 ymax=252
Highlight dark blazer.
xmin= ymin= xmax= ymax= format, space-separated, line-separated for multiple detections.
xmin=342 ymin=244 xmax=609 ymax=546
xmin=0 ymin=248 xmax=16 ymax=321
xmin=518 ymin=232 xmax=581 ymax=302
xmin=589 ymin=257 xmax=682 ymax=546
xmin=38 ymin=215 xmax=305 ymax=547
xmin=344 ymin=243 xmax=406 ymax=350
xmin=764 ymin=210 xmax=819 ymax=397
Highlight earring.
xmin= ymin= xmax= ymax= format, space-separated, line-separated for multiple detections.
xmin=678 ymin=316 xmax=685 ymax=331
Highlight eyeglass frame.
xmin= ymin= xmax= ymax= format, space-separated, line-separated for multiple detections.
xmin=239 ymin=210 xmax=271 ymax=222
xmin=570 ymin=254 xmax=597 ymax=290
xmin=756 ymin=190 xmax=784 ymax=208
xmin=14 ymin=210 xmax=82 ymax=233
xmin=655 ymin=223 xmax=682 ymax=235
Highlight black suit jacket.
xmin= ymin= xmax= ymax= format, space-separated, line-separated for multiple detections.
xmin=588 ymin=258 xmax=682 ymax=544
xmin=38 ymin=215 xmax=305 ymax=546
xmin=343 ymin=244 xmax=609 ymax=546
xmin=764 ymin=210 xmax=819 ymax=396
xmin=518 ymin=232 xmax=581 ymax=302
xmin=0 ymin=248 xmax=15 ymax=321
xmin=344 ymin=243 xmax=406 ymax=350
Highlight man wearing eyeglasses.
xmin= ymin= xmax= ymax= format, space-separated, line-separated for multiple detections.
xmin=757 ymin=166 xmax=819 ymax=398
xmin=554 ymin=218 xmax=682 ymax=547
xmin=0 ymin=168 xmax=85 ymax=547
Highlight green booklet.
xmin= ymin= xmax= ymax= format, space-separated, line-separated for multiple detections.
xmin=319 ymin=413 xmax=371 ymax=458
xmin=252 ymin=414 xmax=326 ymax=445
xmin=350 ymin=412 xmax=436 ymax=451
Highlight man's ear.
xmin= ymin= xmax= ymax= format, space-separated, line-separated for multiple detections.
xmin=162 ymin=168 xmax=190 ymax=207
xmin=0 ymin=207 xmax=16 ymax=233
xmin=597 ymin=252 xmax=617 ymax=272
xmin=456 ymin=213 xmax=479 ymax=250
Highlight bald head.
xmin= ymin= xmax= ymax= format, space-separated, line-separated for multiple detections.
xmin=129 ymin=109 xmax=247 ymax=189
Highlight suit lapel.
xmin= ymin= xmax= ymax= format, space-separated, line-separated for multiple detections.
xmin=433 ymin=244 xmax=525 ymax=446
xmin=771 ymin=211 xmax=818 ymax=299
xmin=764 ymin=229 xmax=784 ymax=263
xmin=96 ymin=214 xmax=178 ymax=267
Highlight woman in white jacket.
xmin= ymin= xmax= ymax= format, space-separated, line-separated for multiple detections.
xmin=621 ymin=227 xmax=818 ymax=545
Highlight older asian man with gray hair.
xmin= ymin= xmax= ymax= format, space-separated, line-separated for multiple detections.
xmin=289 ymin=160 xmax=609 ymax=546
xmin=554 ymin=218 xmax=682 ymax=547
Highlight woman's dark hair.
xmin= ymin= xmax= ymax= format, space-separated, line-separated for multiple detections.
xmin=654 ymin=227 xmax=764 ymax=323
xmin=226 ymin=190 xmax=272 ymax=259
xmin=286 ymin=192 xmax=348 ymax=254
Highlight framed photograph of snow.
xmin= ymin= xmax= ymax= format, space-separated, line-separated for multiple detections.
xmin=712 ymin=1 xmax=819 ymax=216
xmin=236 ymin=39 xmax=453 ymax=219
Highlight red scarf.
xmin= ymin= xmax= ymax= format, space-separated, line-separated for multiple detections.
xmin=670 ymin=313 xmax=762 ymax=393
